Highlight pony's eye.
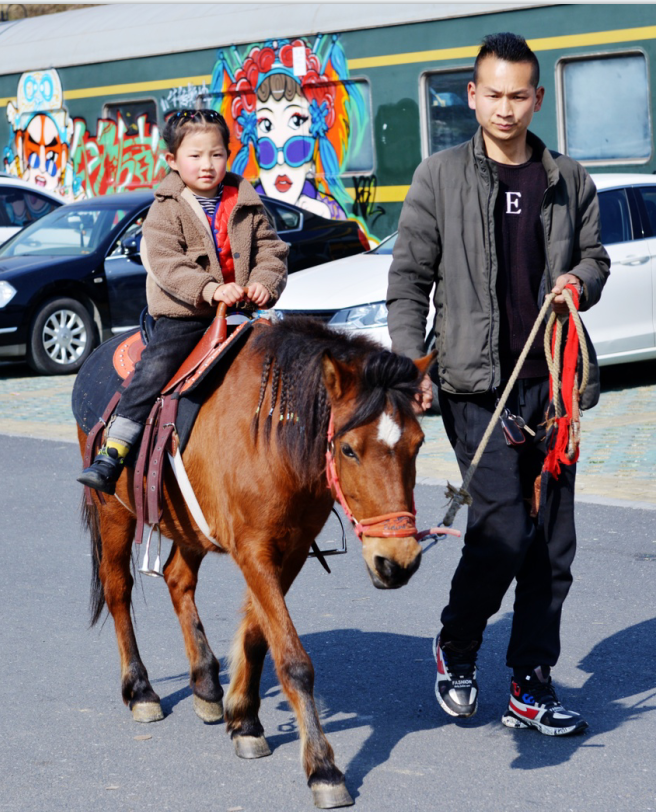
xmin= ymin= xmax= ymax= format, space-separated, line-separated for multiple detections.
xmin=341 ymin=443 xmax=357 ymax=460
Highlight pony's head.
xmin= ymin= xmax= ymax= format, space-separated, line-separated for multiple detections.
xmin=321 ymin=349 xmax=433 ymax=589
xmin=252 ymin=317 xmax=434 ymax=590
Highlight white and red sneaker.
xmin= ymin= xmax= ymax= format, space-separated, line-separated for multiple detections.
xmin=432 ymin=636 xmax=479 ymax=718
xmin=501 ymin=670 xmax=588 ymax=736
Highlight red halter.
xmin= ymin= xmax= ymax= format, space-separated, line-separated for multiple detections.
xmin=325 ymin=413 xmax=460 ymax=543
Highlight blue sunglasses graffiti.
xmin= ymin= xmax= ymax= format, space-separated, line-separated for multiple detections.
xmin=258 ymin=135 xmax=314 ymax=171
xmin=28 ymin=152 xmax=58 ymax=177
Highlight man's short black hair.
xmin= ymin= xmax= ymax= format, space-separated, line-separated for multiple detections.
xmin=473 ymin=32 xmax=540 ymax=87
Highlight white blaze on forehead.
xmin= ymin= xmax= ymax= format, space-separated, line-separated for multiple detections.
xmin=377 ymin=411 xmax=402 ymax=448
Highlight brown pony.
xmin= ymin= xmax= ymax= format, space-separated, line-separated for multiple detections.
xmin=79 ymin=316 xmax=433 ymax=809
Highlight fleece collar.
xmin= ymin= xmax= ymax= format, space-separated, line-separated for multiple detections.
xmin=154 ymin=170 xmax=264 ymax=207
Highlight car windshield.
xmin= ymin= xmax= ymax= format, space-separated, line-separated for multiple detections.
xmin=0 ymin=205 xmax=131 ymax=258
xmin=370 ymin=232 xmax=398 ymax=254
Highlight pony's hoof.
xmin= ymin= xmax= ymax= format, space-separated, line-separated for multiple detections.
xmin=311 ymin=782 xmax=354 ymax=809
xmin=193 ymin=695 xmax=223 ymax=723
xmin=131 ymin=702 xmax=164 ymax=723
xmin=233 ymin=735 xmax=271 ymax=759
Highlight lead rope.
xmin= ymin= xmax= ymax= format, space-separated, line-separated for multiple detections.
xmin=439 ymin=286 xmax=588 ymax=530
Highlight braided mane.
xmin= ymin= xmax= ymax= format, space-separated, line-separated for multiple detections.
xmin=251 ymin=317 xmax=423 ymax=487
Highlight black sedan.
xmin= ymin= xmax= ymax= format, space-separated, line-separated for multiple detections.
xmin=0 ymin=191 xmax=366 ymax=375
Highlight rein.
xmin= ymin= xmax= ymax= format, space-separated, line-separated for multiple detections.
xmin=325 ymin=413 xmax=460 ymax=544
xmin=440 ymin=284 xmax=588 ymax=529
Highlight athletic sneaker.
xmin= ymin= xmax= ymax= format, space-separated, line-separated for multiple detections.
xmin=501 ymin=670 xmax=588 ymax=736
xmin=432 ymin=636 xmax=479 ymax=718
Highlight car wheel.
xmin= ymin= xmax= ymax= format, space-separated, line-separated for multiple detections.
xmin=424 ymin=332 xmax=441 ymax=415
xmin=27 ymin=297 xmax=97 ymax=375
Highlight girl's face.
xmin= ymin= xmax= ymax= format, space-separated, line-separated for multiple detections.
xmin=166 ymin=127 xmax=228 ymax=196
xmin=256 ymin=92 xmax=313 ymax=204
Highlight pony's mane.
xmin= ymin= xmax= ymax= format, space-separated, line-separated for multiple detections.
xmin=251 ymin=317 xmax=423 ymax=487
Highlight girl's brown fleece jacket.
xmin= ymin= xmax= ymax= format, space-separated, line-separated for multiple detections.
xmin=141 ymin=170 xmax=288 ymax=319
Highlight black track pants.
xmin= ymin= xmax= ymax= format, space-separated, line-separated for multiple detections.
xmin=115 ymin=315 xmax=212 ymax=426
xmin=438 ymin=377 xmax=577 ymax=670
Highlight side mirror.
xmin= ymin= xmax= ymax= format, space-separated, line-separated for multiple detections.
xmin=122 ymin=234 xmax=141 ymax=257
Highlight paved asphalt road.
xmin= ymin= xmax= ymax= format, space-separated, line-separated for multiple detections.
xmin=1 ymin=435 xmax=655 ymax=812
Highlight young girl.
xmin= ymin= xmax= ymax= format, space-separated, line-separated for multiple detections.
xmin=78 ymin=109 xmax=288 ymax=494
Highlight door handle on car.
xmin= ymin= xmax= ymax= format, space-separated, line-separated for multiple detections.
xmin=617 ymin=255 xmax=650 ymax=265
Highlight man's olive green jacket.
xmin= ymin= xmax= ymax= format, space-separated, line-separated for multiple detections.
xmin=386 ymin=128 xmax=610 ymax=409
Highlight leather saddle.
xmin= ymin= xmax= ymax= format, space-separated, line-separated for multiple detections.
xmin=81 ymin=303 xmax=261 ymax=547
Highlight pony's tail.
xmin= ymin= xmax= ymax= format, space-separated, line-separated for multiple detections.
xmin=82 ymin=495 xmax=105 ymax=627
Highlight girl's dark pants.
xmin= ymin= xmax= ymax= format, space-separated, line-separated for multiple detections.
xmin=116 ymin=315 xmax=212 ymax=425
xmin=438 ymin=377 xmax=577 ymax=670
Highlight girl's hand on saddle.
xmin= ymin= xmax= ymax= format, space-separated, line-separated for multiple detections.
xmin=551 ymin=274 xmax=582 ymax=314
xmin=245 ymin=282 xmax=269 ymax=308
xmin=213 ymin=283 xmax=245 ymax=306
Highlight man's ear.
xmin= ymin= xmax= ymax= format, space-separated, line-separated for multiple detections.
xmin=322 ymin=352 xmax=356 ymax=401
xmin=414 ymin=350 xmax=437 ymax=379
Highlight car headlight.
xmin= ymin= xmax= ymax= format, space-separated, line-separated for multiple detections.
xmin=0 ymin=281 xmax=17 ymax=308
xmin=328 ymin=302 xmax=388 ymax=329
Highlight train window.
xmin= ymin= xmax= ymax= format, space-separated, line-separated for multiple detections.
xmin=597 ymin=189 xmax=632 ymax=245
xmin=342 ymin=80 xmax=374 ymax=174
xmin=560 ymin=54 xmax=651 ymax=163
xmin=423 ymin=70 xmax=478 ymax=154
xmin=103 ymin=100 xmax=158 ymax=136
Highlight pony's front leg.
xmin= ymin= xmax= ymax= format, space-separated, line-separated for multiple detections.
xmin=163 ymin=544 xmax=223 ymax=722
xmin=234 ymin=548 xmax=354 ymax=809
xmin=97 ymin=499 xmax=164 ymax=722
xmin=224 ymin=598 xmax=271 ymax=757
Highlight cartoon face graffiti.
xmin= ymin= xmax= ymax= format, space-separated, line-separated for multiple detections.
xmin=5 ymin=69 xmax=74 ymax=197
xmin=19 ymin=114 xmax=69 ymax=192
xmin=255 ymin=76 xmax=314 ymax=206
xmin=215 ymin=39 xmax=357 ymax=222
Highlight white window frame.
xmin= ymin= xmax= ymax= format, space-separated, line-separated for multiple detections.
xmin=102 ymin=97 xmax=160 ymax=130
xmin=556 ymin=49 xmax=653 ymax=166
xmin=419 ymin=66 xmax=476 ymax=160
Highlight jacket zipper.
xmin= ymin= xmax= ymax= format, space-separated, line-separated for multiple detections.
xmin=539 ymin=184 xmax=554 ymax=301
xmin=484 ymin=160 xmax=497 ymax=391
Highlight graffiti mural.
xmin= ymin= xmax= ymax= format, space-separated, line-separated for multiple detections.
xmin=69 ymin=114 xmax=167 ymax=198
xmin=4 ymin=69 xmax=167 ymax=199
xmin=3 ymin=55 xmax=380 ymax=236
xmin=4 ymin=69 xmax=80 ymax=199
xmin=210 ymin=36 xmax=375 ymax=237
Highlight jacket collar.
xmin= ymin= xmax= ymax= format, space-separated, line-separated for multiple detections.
xmin=473 ymin=127 xmax=561 ymax=187
xmin=154 ymin=170 xmax=265 ymax=206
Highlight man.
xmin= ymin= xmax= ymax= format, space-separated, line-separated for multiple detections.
xmin=387 ymin=33 xmax=609 ymax=736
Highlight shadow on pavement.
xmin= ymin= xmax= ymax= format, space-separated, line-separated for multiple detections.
xmin=145 ymin=615 xmax=656 ymax=794
xmin=505 ymin=617 xmax=656 ymax=770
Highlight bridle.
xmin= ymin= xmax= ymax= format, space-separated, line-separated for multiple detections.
xmin=325 ymin=412 xmax=460 ymax=544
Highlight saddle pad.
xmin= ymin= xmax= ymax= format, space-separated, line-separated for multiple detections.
xmin=71 ymin=321 xmax=254 ymax=455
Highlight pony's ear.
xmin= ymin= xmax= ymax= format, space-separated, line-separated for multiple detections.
xmin=322 ymin=352 xmax=355 ymax=401
xmin=414 ymin=350 xmax=437 ymax=379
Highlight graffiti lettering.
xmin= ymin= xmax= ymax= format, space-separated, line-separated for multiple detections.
xmin=70 ymin=114 xmax=167 ymax=197
xmin=160 ymin=82 xmax=209 ymax=113
xmin=352 ymin=174 xmax=385 ymax=227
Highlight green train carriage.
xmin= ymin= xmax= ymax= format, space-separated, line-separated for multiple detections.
xmin=1 ymin=2 xmax=655 ymax=241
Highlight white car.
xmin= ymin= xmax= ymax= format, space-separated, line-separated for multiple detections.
xmin=275 ymin=174 xmax=656 ymax=368
xmin=0 ymin=174 xmax=63 ymax=245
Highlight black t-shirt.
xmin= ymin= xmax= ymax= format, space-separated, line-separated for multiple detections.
xmin=493 ymin=152 xmax=549 ymax=379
